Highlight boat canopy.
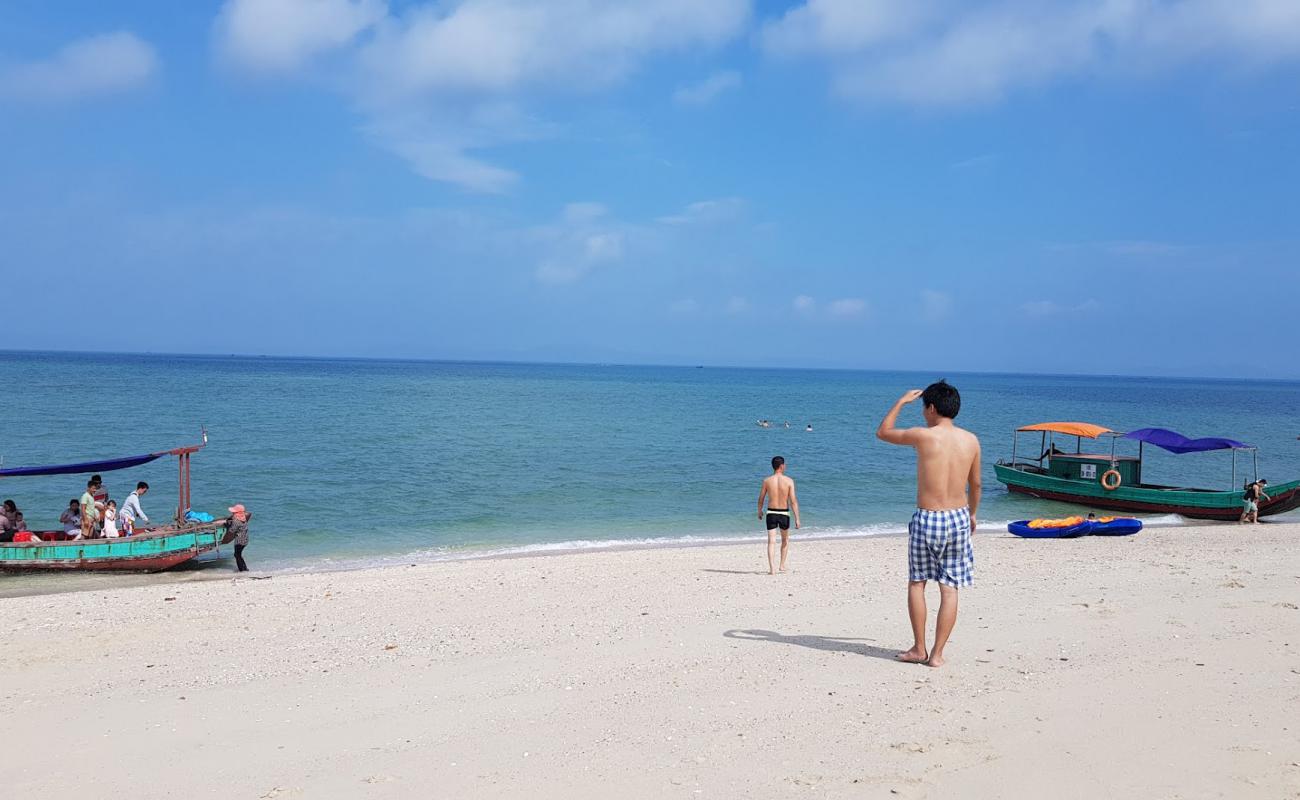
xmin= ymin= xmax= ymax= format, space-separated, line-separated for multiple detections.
xmin=1016 ymin=422 xmax=1114 ymax=439
xmin=0 ymin=452 xmax=166 ymax=478
xmin=1122 ymin=428 xmax=1251 ymax=454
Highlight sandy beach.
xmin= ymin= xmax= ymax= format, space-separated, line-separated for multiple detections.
xmin=4 ymin=522 xmax=1298 ymax=799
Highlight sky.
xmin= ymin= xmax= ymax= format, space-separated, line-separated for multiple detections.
xmin=1 ymin=0 xmax=1298 ymax=378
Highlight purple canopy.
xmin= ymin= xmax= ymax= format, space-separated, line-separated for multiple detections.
xmin=0 ymin=452 xmax=164 ymax=478
xmin=1123 ymin=428 xmax=1250 ymax=454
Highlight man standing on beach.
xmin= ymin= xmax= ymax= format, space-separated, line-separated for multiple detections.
xmin=757 ymin=456 xmax=800 ymax=575
xmin=876 ymin=381 xmax=981 ymax=668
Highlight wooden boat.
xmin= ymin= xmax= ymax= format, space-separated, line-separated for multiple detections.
xmin=994 ymin=422 xmax=1300 ymax=521
xmin=0 ymin=523 xmax=229 ymax=571
xmin=0 ymin=432 xmax=231 ymax=572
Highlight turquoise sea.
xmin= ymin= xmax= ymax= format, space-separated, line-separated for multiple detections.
xmin=2 ymin=351 xmax=1298 ymax=592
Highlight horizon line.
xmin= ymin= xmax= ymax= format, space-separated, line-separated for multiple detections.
xmin=1 ymin=347 xmax=1296 ymax=384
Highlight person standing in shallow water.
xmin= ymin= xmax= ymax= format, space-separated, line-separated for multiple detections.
xmin=757 ymin=456 xmax=800 ymax=575
xmin=876 ymin=380 xmax=981 ymax=669
xmin=227 ymin=504 xmax=253 ymax=572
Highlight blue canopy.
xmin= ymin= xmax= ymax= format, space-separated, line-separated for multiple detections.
xmin=1123 ymin=428 xmax=1250 ymax=454
xmin=0 ymin=452 xmax=165 ymax=478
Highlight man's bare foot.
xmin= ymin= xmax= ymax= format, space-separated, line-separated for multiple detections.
xmin=769 ymin=569 xmax=777 ymax=575
xmin=779 ymin=567 xmax=788 ymax=573
xmin=925 ymin=653 xmax=946 ymax=668
xmin=896 ymin=646 xmax=928 ymax=663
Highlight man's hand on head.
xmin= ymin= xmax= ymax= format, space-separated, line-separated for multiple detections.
xmin=899 ymin=389 xmax=923 ymax=404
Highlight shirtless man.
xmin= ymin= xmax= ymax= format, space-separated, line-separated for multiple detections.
xmin=757 ymin=456 xmax=801 ymax=575
xmin=876 ymin=381 xmax=981 ymax=668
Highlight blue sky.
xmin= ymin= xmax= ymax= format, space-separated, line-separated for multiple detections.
xmin=1 ymin=1 xmax=1298 ymax=377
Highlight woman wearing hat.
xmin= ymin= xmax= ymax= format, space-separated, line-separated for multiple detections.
xmin=227 ymin=504 xmax=253 ymax=572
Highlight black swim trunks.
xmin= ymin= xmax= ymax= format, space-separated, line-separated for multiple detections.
xmin=765 ymin=508 xmax=791 ymax=531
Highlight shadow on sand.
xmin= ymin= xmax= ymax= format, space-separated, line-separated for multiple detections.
xmin=723 ymin=629 xmax=901 ymax=661
xmin=701 ymin=568 xmax=772 ymax=576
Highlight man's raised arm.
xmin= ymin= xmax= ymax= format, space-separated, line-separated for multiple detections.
xmin=876 ymin=389 xmax=925 ymax=446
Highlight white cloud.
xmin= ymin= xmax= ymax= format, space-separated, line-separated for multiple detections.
xmin=657 ymin=197 xmax=745 ymax=225
xmin=761 ymin=0 xmax=934 ymax=57
xmin=828 ymin=297 xmax=866 ymax=318
xmin=672 ymin=69 xmax=742 ymax=105
xmin=920 ymin=289 xmax=952 ymax=322
xmin=1024 ymin=298 xmax=1100 ymax=317
xmin=0 ymin=32 xmax=157 ymax=102
xmin=669 ymin=297 xmax=700 ymax=314
xmin=793 ymin=294 xmax=816 ymax=313
xmin=762 ymin=1 xmax=1300 ymax=107
xmin=725 ymin=296 xmax=751 ymax=315
xmin=1022 ymin=300 xmax=1061 ymax=318
xmin=216 ymin=0 xmax=384 ymax=72
xmin=214 ymin=0 xmax=752 ymax=190
xmin=531 ymin=205 xmax=630 ymax=285
xmin=563 ymin=202 xmax=609 ymax=223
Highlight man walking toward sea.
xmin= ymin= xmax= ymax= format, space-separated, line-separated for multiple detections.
xmin=757 ymin=456 xmax=800 ymax=575
xmin=876 ymin=381 xmax=981 ymax=668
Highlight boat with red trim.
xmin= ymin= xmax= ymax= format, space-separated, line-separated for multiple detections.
xmin=0 ymin=432 xmax=231 ymax=571
xmin=994 ymin=422 xmax=1300 ymax=521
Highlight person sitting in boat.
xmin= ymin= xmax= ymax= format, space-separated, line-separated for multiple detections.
xmin=0 ymin=499 xmax=25 ymax=542
xmin=1039 ymin=444 xmax=1066 ymax=460
xmin=60 ymin=499 xmax=82 ymax=539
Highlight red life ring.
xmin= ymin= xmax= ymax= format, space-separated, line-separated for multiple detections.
xmin=1101 ymin=469 xmax=1122 ymax=491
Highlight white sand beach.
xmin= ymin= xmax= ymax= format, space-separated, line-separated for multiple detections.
xmin=4 ymin=522 xmax=1299 ymax=799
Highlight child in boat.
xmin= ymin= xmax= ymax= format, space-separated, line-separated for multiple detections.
xmin=102 ymin=500 xmax=120 ymax=538
xmin=227 ymin=504 xmax=252 ymax=572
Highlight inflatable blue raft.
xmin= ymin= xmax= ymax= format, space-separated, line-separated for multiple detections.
xmin=1008 ymin=516 xmax=1142 ymax=538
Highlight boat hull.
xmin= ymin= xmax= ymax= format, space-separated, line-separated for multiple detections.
xmin=0 ymin=523 xmax=228 ymax=572
xmin=994 ymin=465 xmax=1300 ymax=521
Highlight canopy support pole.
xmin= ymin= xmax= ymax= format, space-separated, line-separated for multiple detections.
xmin=1011 ymin=431 xmax=1018 ymax=467
xmin=1253 ymin=450 xmax=1258 ymax=483
xmin=1232 ymin=450 xmax=1236 ymax=491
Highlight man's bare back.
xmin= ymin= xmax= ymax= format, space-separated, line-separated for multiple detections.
xmin=761 ymin=474 xmax=795 ymax=509
xmin=878 ymin=389 xmax=981 ymax=526
xmin=911 ymin=423 xmax=981 ymax=513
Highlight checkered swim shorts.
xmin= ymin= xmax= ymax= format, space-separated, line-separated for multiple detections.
xmin=908 ymin=507 xmax=974 ymax=588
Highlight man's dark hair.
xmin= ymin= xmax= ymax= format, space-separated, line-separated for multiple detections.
xmin=771 ymin=455 xmax=785 ymax=470
xmin=922 ymin=379 xmax=961 ymax=419
xmin=137 ymin=482 xmax=149 ymax=491
xmin=87 ymin=477 xmax=99 ymax=488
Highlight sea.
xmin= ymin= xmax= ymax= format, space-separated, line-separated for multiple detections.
xmin=2 ymin=351 xmax=1298 ymax=595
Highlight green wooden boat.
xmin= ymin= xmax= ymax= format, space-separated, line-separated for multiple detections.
xmin=0 ymin=432 xmax=233 ymax=571
xmin=994 ymin=422 xmax=1300 ymax=521
xmin=0 ymin=522 xmax=230 ymax=571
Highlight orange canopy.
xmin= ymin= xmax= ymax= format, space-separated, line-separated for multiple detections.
xmin=1017 ymin=422 xmax=1114 ymax=439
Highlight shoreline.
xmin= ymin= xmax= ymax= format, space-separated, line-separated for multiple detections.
xmin=3 ymin=521 xmax=1297 ymax=798
xmin=0 ymin=514 xmax=1242 ymax=600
